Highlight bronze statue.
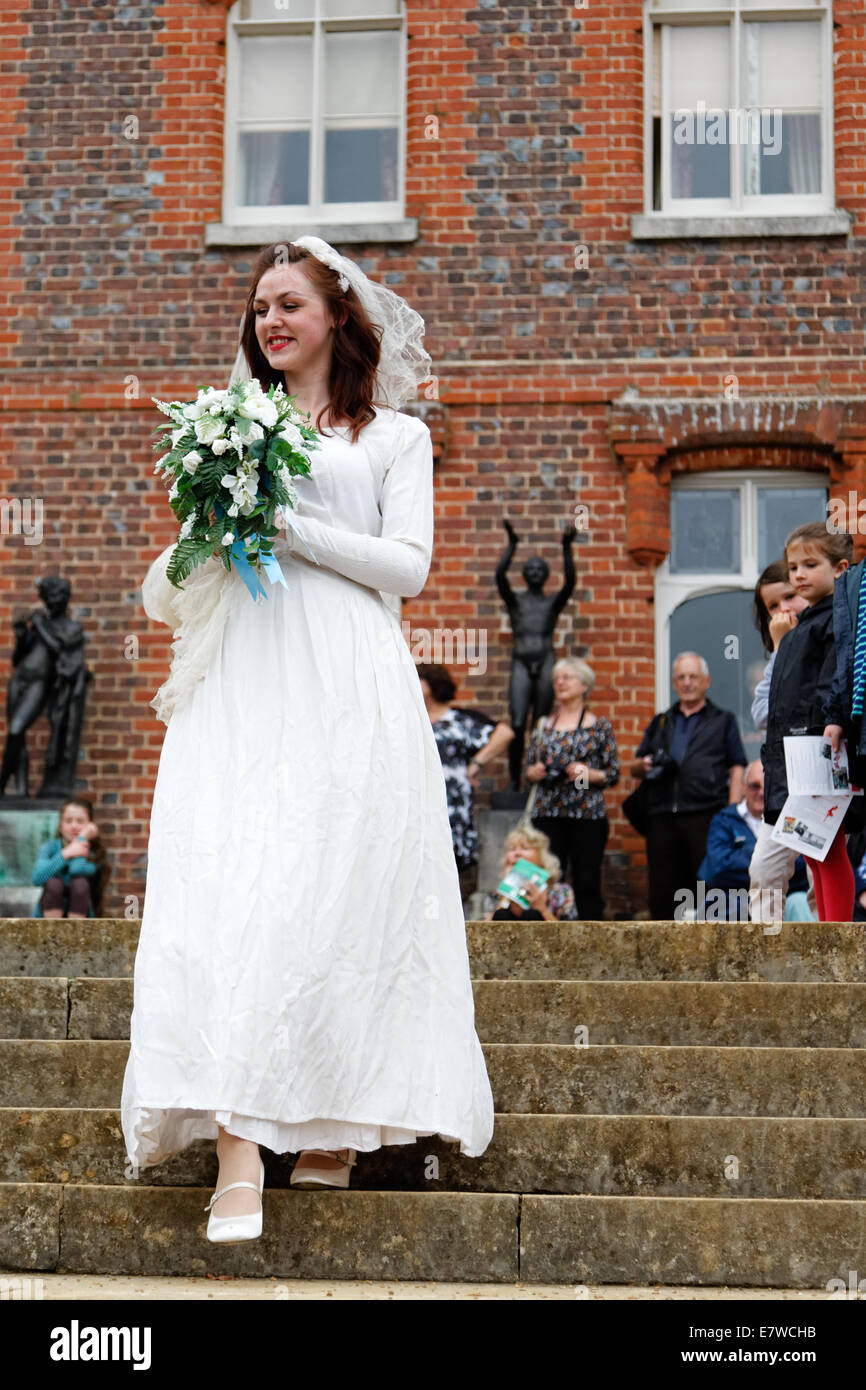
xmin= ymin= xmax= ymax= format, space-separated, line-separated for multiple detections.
xmin=496 ymin=521 xmax=577 ymax=790
xmin=0 ymin=575 xmax=92 ymax=800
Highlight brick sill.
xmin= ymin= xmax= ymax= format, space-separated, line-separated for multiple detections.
xmin=631 ymin=211 xmax=852 ymax=240
xmin=205 ymin=218 xmax=419 ymax=248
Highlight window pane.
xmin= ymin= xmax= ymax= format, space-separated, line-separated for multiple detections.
xmin=668 ymin=26 xmax=731 ymax=200
xmin=324 ymin=0 xmax=400 ymax=14
xmin=324 ymin=127 xmax=397 ymax=201
xmin=669 ymin=591 xmax=765 ymax=759
xmin=238 ymin=130 xmax=310 ymax=204
xmin=323 ymin=30 xmax=400 ymax=203
xmin=745 ymin=112 xmax=821 ymax=196
xmin=757 ymin=487 xmax=828 ymax=573
xmin=740 ymin=0 xmax=822 ymax=10
xmin=324 ymin=30 xmax=400 ymax=116
xmin=669 ymin=26 xmax=730 ymax=110
xmin=242 ymin=0 xmax=315 ymax=17
xmin=671 ymin=113 xmax=730 ymax=198
xmin=741 ymin=20 xmax=822 ymax=197
xmin=749 ymin=21 xmax=821 ymax=109
xmin=651 ymin=0 xmax=732 ymax=9
xmin=240 ymin=36 xmax=313 ymax=120
xmin=670 ymin=489 xmax=739 ymax=573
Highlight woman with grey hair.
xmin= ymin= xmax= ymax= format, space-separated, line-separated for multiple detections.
xmin=524 ymin=656 xmax=619 ymax=920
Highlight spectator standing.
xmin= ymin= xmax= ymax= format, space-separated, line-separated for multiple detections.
xmin=767 ymin=524 xmax=862 ymax=920
xmin=524 ymin=656 xmax=618 ymax=920
xmin=630 ymin=652 xmax=747 ymax=920
xmin=417 ymin=663 xmax=514 ymax=907
xmin=747 ymin=559 xmax=816 ymax=922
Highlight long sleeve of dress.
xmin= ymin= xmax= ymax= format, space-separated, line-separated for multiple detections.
xmin=281 ymin=414 xmax=434 ymax=599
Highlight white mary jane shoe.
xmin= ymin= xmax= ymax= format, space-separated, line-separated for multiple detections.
xmin=205 ymin=1154 xmax=265 ymax=1244
xmin=290 ymin=1148 xmax=357 ymax=1190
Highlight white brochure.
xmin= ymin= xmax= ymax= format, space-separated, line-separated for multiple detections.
xmin=770 ymin=793 xmax=852 ymax=862
xmin=782 ymin=736 xmax=860 ymax=795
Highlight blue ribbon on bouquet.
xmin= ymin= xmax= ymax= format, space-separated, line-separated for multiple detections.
xmin=228 ymin=538 xmax=287 ymax=601
xmin=212 ymin=501 xmax=318 ymax=601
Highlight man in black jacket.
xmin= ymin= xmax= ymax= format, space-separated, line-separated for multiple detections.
xmin=631 ymin=652 xmax=747 ymax=919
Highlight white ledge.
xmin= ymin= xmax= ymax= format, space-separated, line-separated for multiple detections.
xmin=205 ymin=219 xmax=419 ymax=248
xmin=631 ymin=211 xmax=852 ymax=240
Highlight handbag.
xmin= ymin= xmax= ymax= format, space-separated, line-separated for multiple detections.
xmin=518 ymin=713 xmax=556 ymax=829
xmin=621 ymin=713 xmax=667 ymax=837
xmin=517 ymin=781 xmax=539 ymax=830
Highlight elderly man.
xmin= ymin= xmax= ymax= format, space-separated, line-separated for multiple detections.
xmin=697 ymin=761 xmax=810 ymax=921
xmin=630 ymin=652 xmax=747 ymax=920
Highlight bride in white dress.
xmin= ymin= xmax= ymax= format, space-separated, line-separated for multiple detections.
xmin=120 ymin=238 xmax=494 ymax=1242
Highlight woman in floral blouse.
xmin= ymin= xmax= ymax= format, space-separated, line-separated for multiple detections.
xmin=524 ymin=656 xmax=619 ymax=920
xmin=417 ymin=663 xmax=514 ymax=905
xmin=483 ymin=825 xmax=577 ymax=921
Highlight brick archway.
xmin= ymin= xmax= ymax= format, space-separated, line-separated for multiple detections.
xmin=609 ymin=398 xmax=866 ymax=567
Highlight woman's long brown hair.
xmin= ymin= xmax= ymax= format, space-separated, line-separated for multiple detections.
xmin=58 ymin=796 xmax=111 ymax=917
xmin=238 ymin=242 xmax=386 ymax=444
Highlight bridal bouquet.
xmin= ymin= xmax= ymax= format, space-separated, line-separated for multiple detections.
xmin=151 ymin=379 xmax=320 ymax=600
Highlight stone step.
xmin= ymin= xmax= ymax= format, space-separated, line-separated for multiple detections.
xmin=474 ymin=980 xmax=866 ymax=1047
xmin=469 ymin=920 xmax=866 ymax=982
xmin=0 ymin=919 xmax=139 ymax=979
xmin=2 ymin=918 xmax=865 ymax=983
xmin=4 ymin=975 xmax=866 ymax=1047
xmin=4 ymin=1039 xmax=865 ymax=1116
xmin=2 ymin=1183 xmax=864 ymax=1286
xmin=0 ymin=1184 xmax=518 ymax=1282
xmin=520 ymin=1195 xmax=866 ymax=1287
xmin=4 ymin=1109 xmax=866 ymax=1199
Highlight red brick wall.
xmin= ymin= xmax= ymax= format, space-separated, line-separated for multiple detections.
xmin=1 ymin=1 xmax=864 ymax=915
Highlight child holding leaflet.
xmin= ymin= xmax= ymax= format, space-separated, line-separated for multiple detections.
xmin=822 ymin=546 xmax=866 ymax=861
xmin=761 ymin=523 xmax=861 ymax=922
xmin=748 ymin=559 xmax=814 ymax=922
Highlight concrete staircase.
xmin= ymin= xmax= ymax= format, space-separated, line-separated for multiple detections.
xmin=2 ymin=917 xmax=866 ymax=1286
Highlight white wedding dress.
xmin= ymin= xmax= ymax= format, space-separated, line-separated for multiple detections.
xmin=121 ymin=404 xmax=494 ymax=1170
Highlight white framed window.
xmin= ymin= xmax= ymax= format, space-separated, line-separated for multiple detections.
xmin=644 ymin=0 xmax=834 ymax=221
xmin=654 ymin=469 xmax=829 ymax=755
xmin=222 ymin=0 xmax=405 ymax=229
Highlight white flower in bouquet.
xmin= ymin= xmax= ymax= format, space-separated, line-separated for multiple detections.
xmin=237 ymin=392 xmax=279 ymax=429
xmin=182 ymin=450 xmax=203 ymax=475
xmin=221 ymin=467 xmax=260 ymax=515
xmin=278 ymin=421 xmax=304 ymax=451
xmin=194 ymin=414 xmax=227 ymax=445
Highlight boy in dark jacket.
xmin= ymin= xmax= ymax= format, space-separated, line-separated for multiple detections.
xmin=762 ymin=523 xmax=860 ymax=921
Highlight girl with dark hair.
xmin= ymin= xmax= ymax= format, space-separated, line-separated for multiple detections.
xmin=122 ymin=240 xmax=494 ymax=1245
xmin=747 ymin=560 xmax=815 ymax=922
xmin=32 ymin=796 xmax=111 ymax=919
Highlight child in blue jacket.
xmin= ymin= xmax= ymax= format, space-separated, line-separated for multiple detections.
xmin=32 ymin=797 xmax=107 ymax=918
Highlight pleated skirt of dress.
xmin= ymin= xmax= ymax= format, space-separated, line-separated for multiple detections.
xmin=120 ymin=553 xmax=495 ymax=1170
